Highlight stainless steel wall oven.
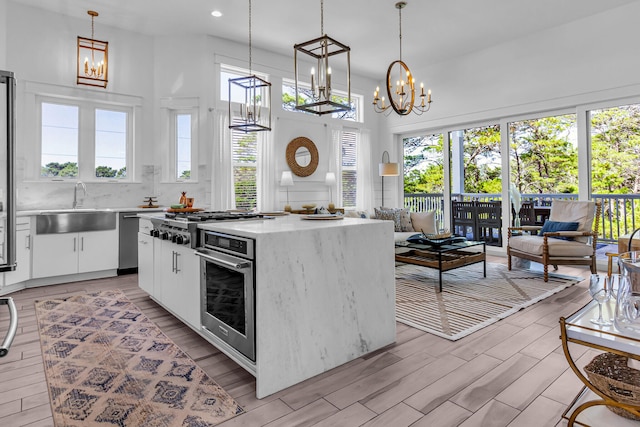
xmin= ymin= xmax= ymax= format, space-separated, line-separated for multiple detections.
xmin=196 ymin=231 xmax=255 ymax=362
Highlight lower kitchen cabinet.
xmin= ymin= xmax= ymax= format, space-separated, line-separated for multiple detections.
xmin=2 ymin=216 xmax=31 ymax=288
xmin=32 ymin=230 xmax=118 ymax=278
xmin=156 ymin=240 xmax=200 ymax=329
xmin=5 ymin=224 xmax=31 ymax=286
xmin=137 ymin=232 xmax=154 ymax=295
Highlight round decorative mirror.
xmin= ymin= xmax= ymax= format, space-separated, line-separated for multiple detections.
xmin=286 ymin=137 xmax=318 ymax=177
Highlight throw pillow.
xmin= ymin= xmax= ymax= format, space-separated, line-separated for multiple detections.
xmin=379 ymin=207 xmax=413 ymax=231
xmin=374 ymin=207 xmax=405 ymax=232
xmin=410 ymin=211 xmax=437 ymax=235
xmin=540 ymin=220 xmax=580 ymax=240
xmin=344 ymin=210 xmax=369 ymax=219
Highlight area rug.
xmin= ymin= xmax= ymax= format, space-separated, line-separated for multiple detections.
xmin=35 ymin=289 xmax=244 ymax=427
xmin=395 ymin=262 xmax=581 ymax=341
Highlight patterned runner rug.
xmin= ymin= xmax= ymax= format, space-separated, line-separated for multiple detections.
xmin=395 ymin=262 xmax=581 ymax=341
xmin=35 ymin=289 xmax=244 ymax=427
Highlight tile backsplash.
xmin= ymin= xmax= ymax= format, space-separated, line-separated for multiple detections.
xmin=16 ymin=165 xmax=211 ymax=211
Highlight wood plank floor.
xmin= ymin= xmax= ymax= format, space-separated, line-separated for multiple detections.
xmin=0 ymin=257 xmax=604 ymax=426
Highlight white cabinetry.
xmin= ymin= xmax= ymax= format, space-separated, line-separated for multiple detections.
xmin=32 ymin=230 xmax=118 ymax=278
xmin=5 ymin=217 xmax=32 ymax=286
xmin=157 ymin=240 xmax=200 ymax=329
xmin=137 ymin=232 xmax=154 ymax=295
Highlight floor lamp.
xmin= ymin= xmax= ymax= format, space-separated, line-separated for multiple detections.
xmin=379 ymin=151 xmax=399 ymax=206
xmin=280 ymin=171 xmax=294 ymax=212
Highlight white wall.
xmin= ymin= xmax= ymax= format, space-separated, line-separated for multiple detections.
xmin=377 ymin=1 xmax=640 ymax=206
xmin=6 ymin=2 xmax=156 ymax=209
xmin=3 ymin=1 xmax=381 ymax=212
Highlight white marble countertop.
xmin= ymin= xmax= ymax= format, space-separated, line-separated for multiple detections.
xmin=197 ymin=214 xmax=378 ymax=237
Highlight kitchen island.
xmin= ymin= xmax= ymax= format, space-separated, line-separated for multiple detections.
xmin=139 ymin=213 xmax=396 ymax=398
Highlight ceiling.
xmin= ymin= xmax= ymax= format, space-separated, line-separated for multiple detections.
xmin=10 ymin=0 xmax=639 ymax=80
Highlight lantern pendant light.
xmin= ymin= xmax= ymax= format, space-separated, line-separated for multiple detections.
xmin=229 ymin=0 xmax=272 ymax=132
xmin=294 ymin=0 xmax=351 ymax=115
xmin=77 ymin=10 xmax=108 ymax=88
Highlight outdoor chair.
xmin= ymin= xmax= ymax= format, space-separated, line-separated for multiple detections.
xmin=476 ymin=201 xmax=502 ymax=246
xmin=451 ymin=201 xmax=477 ymax=240
xmin=507 ymin=200 xmax=601 ymax=282
xmin=512 ymin=201 xmax=537 ymax=227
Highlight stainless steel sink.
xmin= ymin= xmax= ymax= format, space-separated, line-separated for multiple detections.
xmin=36 ymin=210 xmax=117 ymax=234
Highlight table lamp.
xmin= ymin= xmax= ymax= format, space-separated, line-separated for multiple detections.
xmin=280 ymin=171 xmax=294 ymax=212
xmin=325 ymin=172 xmax=336 ymax=211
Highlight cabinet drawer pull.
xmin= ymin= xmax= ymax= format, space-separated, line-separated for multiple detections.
xmin=73 ymin=237 xmax=76 ymax=252
xmin=174 ymin=252 xmax=180 ymax=273
xmin=25 ymin=235 xmax=30 ymax=250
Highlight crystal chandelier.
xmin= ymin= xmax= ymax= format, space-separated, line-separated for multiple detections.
xmin=77 ymin=10 xmax=108 ymax=88
xmin=229 ymin=0 xmax=272 ymax=132
xmin=294 ymin=0 xmax=351 ymax=115
xmin=373 ymin=1 xmax=432 ymax=116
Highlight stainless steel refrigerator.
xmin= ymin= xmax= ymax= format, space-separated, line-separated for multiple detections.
xmin=0 ymin=70 xmax=16 ymax=273
xmin=0 ymin=70 xmax=17 ymax=358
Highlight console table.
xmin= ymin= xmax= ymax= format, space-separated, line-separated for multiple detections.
xmin=560 ymin=300 xmax=640 ymax=426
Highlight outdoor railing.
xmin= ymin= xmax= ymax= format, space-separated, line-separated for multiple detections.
xmin=404 ymin=192 xmax=640 ymax=244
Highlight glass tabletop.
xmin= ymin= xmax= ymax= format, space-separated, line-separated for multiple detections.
xmin=395 ymin=239 xmax=485 ymax=253
xmin=564 ymin=300 xmax=640 ymax=356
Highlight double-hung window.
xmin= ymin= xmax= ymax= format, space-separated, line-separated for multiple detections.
xmin=40 ymin=98 xmax=133 ymax=181
xmin=160 ymin=97 xmax=199 ymax=182
xmin=231 ymin=121 xmax=258 ymax=210
xmin=339 ymin=130 xmax=358 ymax=208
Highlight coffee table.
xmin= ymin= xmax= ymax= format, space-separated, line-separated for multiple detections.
xmin=395 ymin=239 xmax=486 ymax=292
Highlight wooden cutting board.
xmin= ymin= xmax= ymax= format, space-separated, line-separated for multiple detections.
xmin=138 ymin=205 xmax=160 ymax=208
xmin=165 ymin=207 xmax=204 ymax=213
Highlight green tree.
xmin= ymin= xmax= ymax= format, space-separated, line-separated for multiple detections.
xmin=591 ymin=105 xmax=640 ymax=194
xmin=41 ymin=162 xmax=78 ymax=177
xmin=509 ymin=115 xmax=577 ymax=194
xmin=95 ymin=166 xmax=117 ymax=178
xmin=463 ymin=125 xmax=501 ymax=193
xmin=403 ymin=134 xmax=444 ymax=193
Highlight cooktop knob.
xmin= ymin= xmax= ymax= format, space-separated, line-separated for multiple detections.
xmin=160 ymin=231 xmax=169 ymax=240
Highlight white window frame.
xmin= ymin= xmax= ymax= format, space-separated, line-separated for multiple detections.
xmin=37 ymin=95 xmax=134 ymax=182
xmin=159 ymin=97 xmax=200 ymax=183
xmin=171 ymin=108 xmax=198 ymax=182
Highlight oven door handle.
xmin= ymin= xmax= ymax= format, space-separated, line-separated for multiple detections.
xmin=195 ymin=250 xmax=251 ymax=270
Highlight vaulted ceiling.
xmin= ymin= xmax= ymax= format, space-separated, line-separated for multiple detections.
xmin=11 ymin=0 xmax=639 ymax=79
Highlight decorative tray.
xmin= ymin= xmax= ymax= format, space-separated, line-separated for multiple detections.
xmin=259 ymin=211 xmax=290 ymax=216
xmin=301 ymin=214 xmax=344 ymax=220
xmin=406 ymin=233 xmax=466 ymax=246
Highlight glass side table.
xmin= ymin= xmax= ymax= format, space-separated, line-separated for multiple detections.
xmin=560 ymin=300 xmax=640 ymax=426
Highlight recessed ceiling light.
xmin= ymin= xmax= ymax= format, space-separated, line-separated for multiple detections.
xmin=211 ymin=10 xmax=222 ymax=18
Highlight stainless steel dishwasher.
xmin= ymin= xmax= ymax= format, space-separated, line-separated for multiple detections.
xmin=118 ymin=211 xmax=139 ymax=274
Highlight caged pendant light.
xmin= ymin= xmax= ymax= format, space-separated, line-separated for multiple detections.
xmin=229 ymin=0 xmax=272 ymax=133
xmin=77 ymin=10 xmax=108 ymax=88
xmin=294 ymin=0 xmax=351 ymax=115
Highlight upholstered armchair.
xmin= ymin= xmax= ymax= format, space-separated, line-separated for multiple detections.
xmin=507 ymin=200 xmax=601 ymax=282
